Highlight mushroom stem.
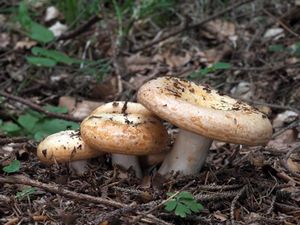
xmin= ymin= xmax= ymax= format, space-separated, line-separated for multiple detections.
xmin=158 ymin=129 xmax=212 ymax=175
xmin=69 ymin=160 xmax=89 ymax=175
xmin=111 ymin=154 xmax=142 ymax=178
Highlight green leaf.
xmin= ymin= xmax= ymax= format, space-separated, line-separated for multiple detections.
xmin=33 ymin=131 xmax=49 ymax=141
xmin=0 ymin=122 xmax=21 ymax=134
xmin=17 ymin=2 xmax=54 ymax=43
xmin=16 ymin=187 xmax=36 ymax=200
xmin=31 ymin=47 xmax=80 ymax=65
xmin=26 ymin=56 xmax=57 ymax=67
xmin=17 ymin=1 xmax=32 ymax=30
xmin=287 ymin=42 xmax=300 ymax=57
xmin=164 ymin=199 xmax=177 ymax=211
xmin=3 ymin=160 xmax=21 ymax=173
xmin=213 ymin=62 xmax=232 ymax=70
xmin=17 ymin=113 xmax=39 ymax=132
xmin=29 ymin=22 xmax=54 ymax=43
xmin=164 ymin=191 xmax=204 ymax=217
xmin=200 ymin=67 xmax=210 ymax=76
xmin=178 ymin=191 xmax=194 ymax=200
xmin=44 ymin=105 xmax=68 ymax=114
xmin=268 ymin=44 xmax=285 ymax=53
xmin=32 ymin=119 xmax=79 ymax=141
xmin=175 ymin=202 xmax=191 ymax=218
xmin=181 ymin=200 xmax=204 ymax=212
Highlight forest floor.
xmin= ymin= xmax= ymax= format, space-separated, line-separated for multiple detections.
xmin=0 ymin=0 xmax=300 ymax=224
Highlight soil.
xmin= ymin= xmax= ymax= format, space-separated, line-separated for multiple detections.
xmin=0 ymin=1 xmax=300 ymax=224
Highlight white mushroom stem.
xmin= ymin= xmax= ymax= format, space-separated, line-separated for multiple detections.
xmin=158 ymin=129 xmax=212 ymax=175
xmin=69 ymin=160 xmax=89 ymax=175
xmin=111 ymin=154 xmax=142 ymax=178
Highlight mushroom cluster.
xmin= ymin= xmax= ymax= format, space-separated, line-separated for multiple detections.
xmin=37 ymin=76 xmax=272 ymax=177
xmin=37 ymin=102 xmax=169 ymax=177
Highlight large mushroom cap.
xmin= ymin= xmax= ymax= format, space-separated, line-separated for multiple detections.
xmin=137 ymin=77 xmax=272 ymax=145
xmin=80 ymin=101 xmax=169 ymax=155
xmin=37 ymin=130 xmax=102 ymax=164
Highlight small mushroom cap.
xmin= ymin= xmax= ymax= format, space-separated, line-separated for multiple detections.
xmin=80 ymin=102 xmax=169 ymax=155
xmin=137 ymin=77 xmax=272 ymax=145
xmin=37 ymin=130 xmax=102 ymax=164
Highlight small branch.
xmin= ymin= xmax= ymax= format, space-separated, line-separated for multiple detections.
xmin=0 ymin=175 xmax=125 ymax=208
xmin=262 ymin=9 xmax=300 ymax=39
xmin=132 ymin=0 xmax=254 ymax=53
xmin=0 ymin=194 xmax=11 ymax=204
xmin=0 ymin=91 xmax=81 ymax=122
xmin=57 ymin=15 xmax=102 ymax=41
xmin=230 ymin=186 xmax=247 ymax=225
xmin=195 ymin=190 xmax=242 ymax=202
xmin=280 ymin=144 xmax=300 ymax=178
xmin=0 ymin=137 xmax=29 ymax=145
xmin=272 ymin=119 xmax=300 ymax=138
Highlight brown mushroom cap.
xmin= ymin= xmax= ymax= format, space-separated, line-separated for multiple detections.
xmin=80 ymin=102 xmax=169 ymax=155
xmin=37 ymin=130 xmax=102 ymax=164
xmin=137 ymin=77 xmax=272 ymax=145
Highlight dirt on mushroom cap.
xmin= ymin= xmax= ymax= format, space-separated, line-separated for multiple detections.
xmin=80 ymin=102 xmax=169 ymax=155
xmin=137 ymin=77 xmax=273 ymax=146
xmin=37 ymin=130 xmax=103 ymax=164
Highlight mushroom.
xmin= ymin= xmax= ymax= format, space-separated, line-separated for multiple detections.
xmin=137 ymin=76 xmax=273 ymax=175
xmin=80 ymin=101 xmax=169 ymax=178
xmin=37 ymin=130 xmax=103 ymax=175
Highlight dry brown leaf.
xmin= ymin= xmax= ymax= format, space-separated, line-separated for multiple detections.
xmin=202 ymin=19 xmax=236 ymax=41
xmin=213 ymin=211 xmax=227 ymax=221
xmin=91 ymin=75 xmax=122 ymax=100
xmin=125 ymin=54 xmax=154 ymax=73
xmin=230 ymin=81 xmax=254 ymax=100
xmin=154 ymin=50 xmax=191 ymax=68
xmin=58 ymin=96 xmax=76 ymax=113
xmin=6 ymin=64 xmax=24 ymax=81
xmin=15 ymin=39 xmax=37 ymax=50
xmin=128 ymin=75 xmax=151 ymax=90
xmin=264 ymin=28 xmax=284 ymax=39
xmin=59 ymin=96 xmax=103 ymax=119
xmin=203 ymin=44 xmax=232 ymax=64
xmin=0 ymin=33 xmax=10 ymax=49
xmin=249 ymin=151 xmax=265 ymax=167
xmin=45 ymin=6 xmax=60 ymax=22
xmin=287 ymin=158 xmax=300 ymax=173
xmin=0 ymin=14 xmax=6 ymax=26
xmin=273 ymin=111 xmax=298 ymax=128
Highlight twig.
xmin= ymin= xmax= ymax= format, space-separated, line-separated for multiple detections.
xmin=0 ymin=137 xmax=29 ymax=145
xmin=143 ymin=214 xmax=174 ymax=225
xmin=132 ymin=0 xmax=254 ymax=53
xmin=262 ymin=9 xmax=300 ymax=39
xmin=230 ymin=186 xmax=247 ymax=225
xmin=197 ymin=184 xmax=243 ymax=191
xmin=0 ymin=175 xmax=125 ymax=208
xmin=267 ymin=195 xmax=276 ymax=215
xmin=272 ymin=119 xmax=300 ymax=138
xmin=280 ymin=144 xmax=300 ymax=178
xmin=248 ymin=216 xmax=283 ymax=225
xmin=57 ymin=15 xmax=102 ymax=41
xmin=0 ymin=91 xmax=81 ymax=122
xmin=0 ymin=194 xmax=11 ymax=204
xmin=195 ymin=190 xmax=242 ymax=202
